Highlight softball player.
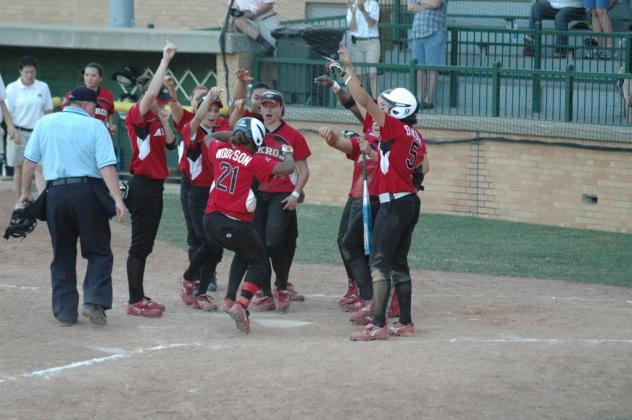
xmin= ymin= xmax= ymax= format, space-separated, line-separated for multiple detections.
xmin=164 ymin=79 xmax=220 ymax=294
xmin=338 ymin=46 xmax=429 ymax=340
xmin=178 ymin=88 xmax=230 ymax=310
xmin=318 ymin=126 xmax=379 ymax=313
xmin=180 ymin=117 xmax=296 ymax=333
xmin=124 ymin=41 xmax=178 ymax=318
xmin=60 ymin=63 xmax=116 ymax=134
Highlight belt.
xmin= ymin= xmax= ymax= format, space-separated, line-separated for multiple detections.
xmin=351 ymin=35 xmax=379 ymax=43
xmin=378 ymin=192 xmax=412 ymax=204
xmin=47 ymin=176 xmax=96 ymax=187
xmin=15 ymin=125 xmax=33 ymax=132
xmin=258 ymin=12 xmax=277 ymax=21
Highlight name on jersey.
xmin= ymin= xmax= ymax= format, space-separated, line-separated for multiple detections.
xmin=257 ymin=146 xmax=281 ymax=158
xmin=216 ymin=148 xmax=253 ymax=166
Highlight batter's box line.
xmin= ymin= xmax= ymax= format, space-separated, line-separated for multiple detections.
xmin=0 ymin=342 xmax=199 ymax=384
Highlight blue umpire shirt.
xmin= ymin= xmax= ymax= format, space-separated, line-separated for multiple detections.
xmin=24 ymin=106 xmax=117 ymax=180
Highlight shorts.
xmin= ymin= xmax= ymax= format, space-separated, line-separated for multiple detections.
xmin=350 ymin=38 xmax=381 ymax=75
xmin=6 ymin=129 xmax=30 ymax=167
xmin=584 ymin=0 xmax=610 ymax=9
xmin=411 ymin=30 xmax=448 ymax=66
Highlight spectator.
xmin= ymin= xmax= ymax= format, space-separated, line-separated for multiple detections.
xmin=5 ymin=55 xmax=53 ymax=206
xmin=0 ymin=73 xmax=17 ymax=177
xmin=347 ymin=0 xmax=381 ymax=97
xmin=18 ymin=86 xmax=127 ymax=327
xmin=229 ymin=0 xmax=278 ymax=56
xmin=408 ymin=0 xmax=448 ymax=110
xmin=584 ymin=0 xmax=617 ymax=59
xmin=524 ymin=0 xmax=586 ymax=57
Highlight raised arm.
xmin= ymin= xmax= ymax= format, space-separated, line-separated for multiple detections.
xmin=191 ymin=86 xmax=223 ymax=135
xmin=314 ymin=75 xmax=365 ymax=122
xmin=338 ymin=45 xmax=385 ymax=127
xmin=139 ymin=41 xmax=177 ymax=118
xmin=318 ymin=126 xmax=354 ymax=155
xmin=164 ymin=75 xmax=184 ymax=125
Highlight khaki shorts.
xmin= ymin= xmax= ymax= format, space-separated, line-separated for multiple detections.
xmin=254 ymin=14 xmax=278 ymax=46
xmin=6 ymin=129 xmax=30 ymax=167
xmin=350 ymin=38 xmax=381 ymax=75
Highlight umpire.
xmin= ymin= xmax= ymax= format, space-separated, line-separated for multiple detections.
xmin=18 ymin=86 xmax=127 ymax=327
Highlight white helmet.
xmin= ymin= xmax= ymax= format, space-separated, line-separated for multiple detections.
xmin=380 ymin=88 xmax=418 ymax=120
xmin=233 ymin=117 xmax=266 ymax=148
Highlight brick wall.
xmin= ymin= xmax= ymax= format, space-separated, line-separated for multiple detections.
xmin=0 ymin=0 xmax=323 ymax=28
xmin=292 ymin=122 xmax=632 ymax=233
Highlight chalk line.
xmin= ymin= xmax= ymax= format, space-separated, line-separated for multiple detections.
xmin=0 ymin=284 xmax=40 ymax=290
xmin=0 ymin=343 xmax=194 ymax=384
xmin=448 ymin=336 xmax=632 ymax=345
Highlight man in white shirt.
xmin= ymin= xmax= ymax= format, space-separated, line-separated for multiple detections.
xmin=5 ymin=55 xmax=53 ymax=205
xmin=525 ymin=0 xmax=586 ymax=57
xmin=230 ymin=0 xmax=278 ymax=56
xmin=347 ymin=0 xmax=381 ymax=97
xmin=0 ymin=74 xmax=18 ymax=177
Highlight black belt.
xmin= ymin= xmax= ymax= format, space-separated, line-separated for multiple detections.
xmin=351 ymin=35 xmax=379 ymax=43
xmin=47 ymin=176 xmax=97 ymax=187
xmin=15 ymin=126 xmax=33 ymax=132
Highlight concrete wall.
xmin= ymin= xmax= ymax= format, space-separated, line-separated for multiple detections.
xmin=291 ymin=120 xmax=632 ymax=233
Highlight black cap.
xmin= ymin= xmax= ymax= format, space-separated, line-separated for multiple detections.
xmin=69 ymin=87 xmax=98 ymax=103
xmin=157 ymin=85 xmax=172 ymax=102
xmin=260 ymin=91 xmax=284 ymax=105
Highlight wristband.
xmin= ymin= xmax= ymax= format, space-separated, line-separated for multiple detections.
xmin=331 ymin=81 xmax=341 ymax=93
xmin=291 ymin=191 xmax=300 ymax=199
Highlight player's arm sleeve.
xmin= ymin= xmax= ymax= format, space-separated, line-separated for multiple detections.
xmin=94 ymin=122 xmax=118 ymax=169
xmin=346 ymin=137 xmax=360 ymax=161
xmin=23 ymin=120 xmax=43 ymax=163
xmin=253 ymin=155 xmax=278 ymax=183
xmin=292 ymin=132 xmax=312 ymax=161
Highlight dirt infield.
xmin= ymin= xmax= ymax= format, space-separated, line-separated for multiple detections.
xmin=1 ymin=180 xmax=632 ymax=420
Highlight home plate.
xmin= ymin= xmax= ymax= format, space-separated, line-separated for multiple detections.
xmin=253 ymin=319 xmax=313 ymax=328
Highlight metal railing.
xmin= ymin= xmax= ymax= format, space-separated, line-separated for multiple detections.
xmin=253 ymin=54 xmax=632 ymax=126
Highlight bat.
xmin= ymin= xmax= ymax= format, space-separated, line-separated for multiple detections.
xmin=342 ymin=130 xmax=371 ymax=255
xmin=361 ymin=151 xmax=371 ymax=256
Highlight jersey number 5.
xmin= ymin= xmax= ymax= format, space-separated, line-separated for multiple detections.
xmin=217 ymin=162 xmax=239 ymax=194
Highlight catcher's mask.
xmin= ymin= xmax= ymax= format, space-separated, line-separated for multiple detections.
xmin=4 ymin=204 xmax=37 ymax=240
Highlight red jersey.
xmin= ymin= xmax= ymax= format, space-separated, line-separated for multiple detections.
xmin=181 ymin=118 xmax=231 ymax=187
xmin=257 ymin=122 xmax=311 ymax=193
xmin=205 ymin=141 xmax=278 ymax=221
xmin=125 ymin=102 xmax=170 ymax=180
xmin=346 ymin=134 xmax=379 ymax=199
xmin=61 ymin=87 xmax=115 ymax=126
xmin=375 ymin=115 xmax=426 ymax=194
xmin=174 ymin=109 xmax=194 ymax=173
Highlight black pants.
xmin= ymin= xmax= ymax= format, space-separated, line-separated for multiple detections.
xmin=187 ymin=212 xmax=267 ymax=291
xmin=46 ymin=182 xmax=114 ymax=322
xmin=370 ymin=194 xmax=421 ymax=327
xmin=337 ymin=197 xmax=357 ymax=283
xmin=341 ymin=197 xmax=380 ymax=300
xmin=180 ymin=174 xmax=201 ymax=262
xmin=188 ymin=184 xmax=222 ymax=292
xmin=125 ymin=175 xmax=164 ymax=304
xmin=226 ymin=191 xmax=297 ymax=299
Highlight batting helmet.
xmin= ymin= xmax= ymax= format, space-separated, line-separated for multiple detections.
xmin=380 ymin=88 xmax=418 ymax=120
xmin=233 ymin=117 xmax=266 ymax=149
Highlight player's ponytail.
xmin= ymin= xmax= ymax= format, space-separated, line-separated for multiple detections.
xmin=229 ymin=131 xmax=257 ymax=153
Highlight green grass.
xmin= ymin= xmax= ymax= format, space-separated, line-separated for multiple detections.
xmin=157 ymin=192 xmax=632 ymax=288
